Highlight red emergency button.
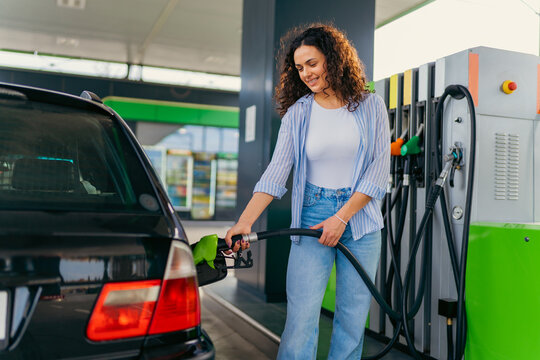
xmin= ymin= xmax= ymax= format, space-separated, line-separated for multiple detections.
xmin=502 ymin=80 xmax=517 ymax=94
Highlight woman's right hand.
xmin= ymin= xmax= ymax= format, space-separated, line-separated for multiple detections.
xmin=224 ymin=221 xmax=252 ymax=253
xmin=224 ymin=192 xmax=273 ymax=252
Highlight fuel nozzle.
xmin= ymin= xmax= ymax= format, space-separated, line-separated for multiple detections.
xmin=438 ymin=145 xmax=464 ymax=188
xmin=401 ymin=124 xmax=424 ymax=156
xmin=193 ymin=234 xmax=219 ymax=268
xmin=193 ymin=233 xmax=255 ymax=270
xmin=448 ymin=145 xmax=464 ymax=165
xmin=448 ymin=145 xmax=464 ymax=187
xmin=428 ymin=147 xmax=464 ymax=209
xmin=391 ymin=128 xmax=408 ymax=156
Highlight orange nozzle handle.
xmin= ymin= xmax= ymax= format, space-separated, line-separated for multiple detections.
xmin=391 ymin=138 xmax=404 ymax=156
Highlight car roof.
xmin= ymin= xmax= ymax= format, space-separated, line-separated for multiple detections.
xmin=0 ymin=81 xmax=115 ymax=117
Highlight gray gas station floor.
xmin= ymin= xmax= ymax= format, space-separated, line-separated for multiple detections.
xmin=185 ymin=221 xmax=416 ymax=360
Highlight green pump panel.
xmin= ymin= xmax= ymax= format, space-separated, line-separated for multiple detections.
xmin=322 ymin=221 xmax=540 ymax=359
xmin=322 ymin=264 xmax=337 ymax=312
xmin=465 ymin=223 xmax=540 ymax=360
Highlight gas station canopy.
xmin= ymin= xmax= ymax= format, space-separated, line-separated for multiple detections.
xmin=0 ymin=0 xmax=431 ymax=76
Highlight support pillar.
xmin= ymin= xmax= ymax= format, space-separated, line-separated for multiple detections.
xmin=236 ymin=0 xmax=375 ymax=301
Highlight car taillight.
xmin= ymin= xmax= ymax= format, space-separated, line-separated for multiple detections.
xmin=148 ymin=241 xmax=200 ymax=334
xmin=86 ymin=280 xmax=161 ymax=341
xmin=86 ymin=241 xmax=200 ymax=341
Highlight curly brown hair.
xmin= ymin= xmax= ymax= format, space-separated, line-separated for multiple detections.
xmin=275 ymin=23 xmax=371 ymax=117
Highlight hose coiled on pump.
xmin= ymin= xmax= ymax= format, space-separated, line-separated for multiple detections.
xmin=435 ymin=84 xmax=476 ymax=360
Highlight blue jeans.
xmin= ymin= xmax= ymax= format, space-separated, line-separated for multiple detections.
xmin=277 ymin=182 xmax=381 ymax=360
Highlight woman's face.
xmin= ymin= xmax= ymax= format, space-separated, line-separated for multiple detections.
xmin=293 ymin=45 xmax=329 ymax=94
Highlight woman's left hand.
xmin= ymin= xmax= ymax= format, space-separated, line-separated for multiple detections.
xmin=310 ymin=215 xmax=346 ymax=247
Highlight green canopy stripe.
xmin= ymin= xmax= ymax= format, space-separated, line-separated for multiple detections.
xmin=103 ymin=96 xmax=239 ymax=128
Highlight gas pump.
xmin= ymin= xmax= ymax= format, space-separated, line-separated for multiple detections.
xmin=373 ymin=46 xmax=540 ymax=359
xmin=433 ymin=47 xmax=539 ymax=360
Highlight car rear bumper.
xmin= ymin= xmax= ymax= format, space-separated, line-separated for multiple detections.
xmin=140 ymin=330 xmax=215 ymax=360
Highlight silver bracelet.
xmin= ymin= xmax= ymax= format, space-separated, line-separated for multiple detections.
xmin=334 ymin=214 xmax=348 ymax=226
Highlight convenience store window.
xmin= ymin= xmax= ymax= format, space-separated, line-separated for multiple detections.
xmin=138 ymin=123 xmax=238 ymax=221
xmin=222 ymin=128 xmax=239 ymax=153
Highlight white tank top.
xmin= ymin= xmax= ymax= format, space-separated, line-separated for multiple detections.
xmin=305 ymin=100 xmax=360 ymax=189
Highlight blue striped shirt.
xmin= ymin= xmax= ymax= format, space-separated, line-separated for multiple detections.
xmin=254 ymin=92 xmax=390 ymax=242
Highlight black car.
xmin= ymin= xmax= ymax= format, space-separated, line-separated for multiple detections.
xmin=0 ymin=83 xmax=224 ymax=359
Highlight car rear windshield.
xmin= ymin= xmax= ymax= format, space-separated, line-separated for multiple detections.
xmin=0 ymin=96 xmax=162 ymax=213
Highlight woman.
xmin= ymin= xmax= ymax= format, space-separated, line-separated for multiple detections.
xmin=225 ymin=24 xmax=390 ymax=359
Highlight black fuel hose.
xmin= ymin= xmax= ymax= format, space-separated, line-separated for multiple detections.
xmin=379 ymin=169 xmax=411 ymax=358
xmin=363 ymin=320 xmax=403 ymax=360
xmin=385 ymin=164 xmax=408 ymax=327
xmin=379 ymin=193 xmax=389 ymax=334
xmin=217 ymin=203 xmax=440 ymax=360
xmin=218 ymin=170 xmax=449 ymax=360
xmin=400 ymin=179 xmax=445 ymax=359
xmin=385 ymin=188 xmax=396 ymax=269
xmin=216 ymin=162 xmax=454 ymax=359
xmin=433 ymin=84 xmax=476 ymax=360
xmin=219 ymin=228 xmax=407 ymax=360
xmin=416 ymin=85 xmax=476 ymax=360
xmin=392 ymin=84 xmax=476 ymax=359
xmin=382 ymin=180 xmax=403 ymax=219
xmin=219 ymin=228 xmax=402 ymax=320
xmin=439 ymin=189 xmax=460 ymax=287
xmin=379 ymin=177 xmax=404 ymax=341
xmin=384 ymin=185 xmax=400 ymax=301
xmin=405 ymin=231 xmax=430 ymax=320
xmin=447 ymin=319 xmax=454 ymax=360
